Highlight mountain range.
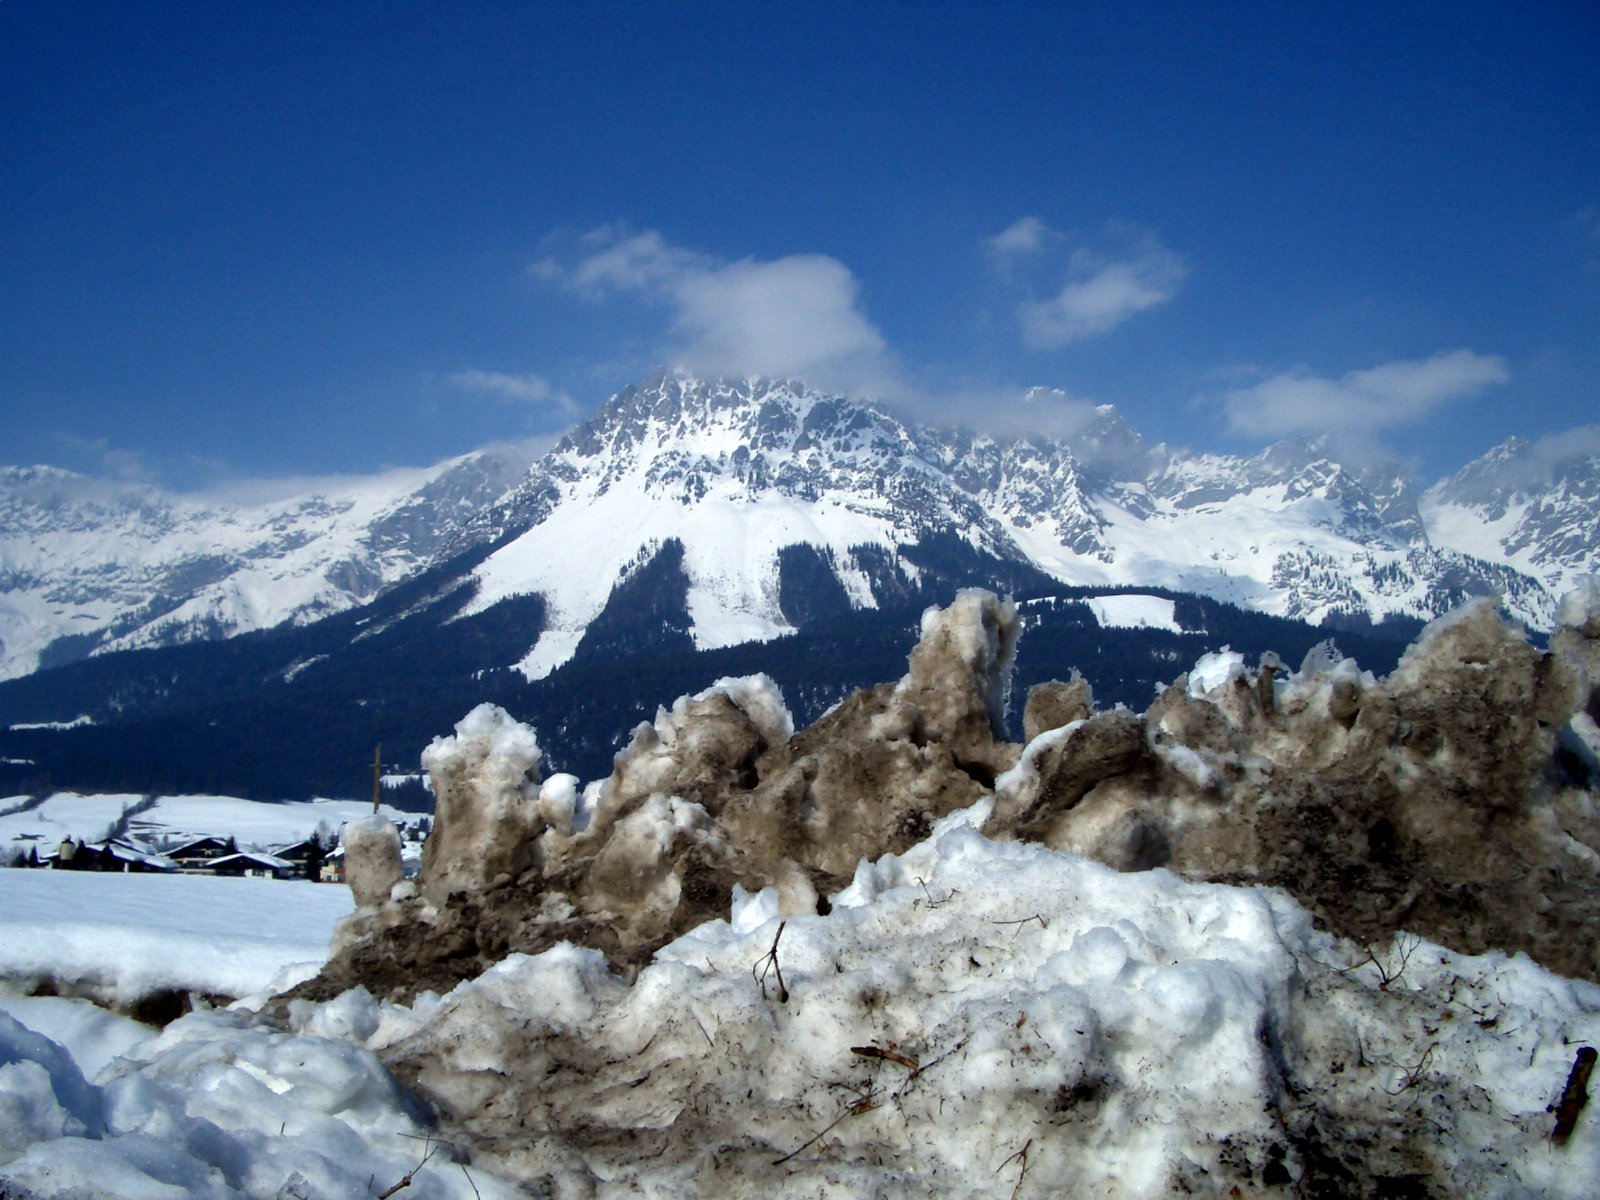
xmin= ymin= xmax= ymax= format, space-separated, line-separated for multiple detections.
xmin=0 ymin=372 xmax=1593 ymax=798
xmin=4 ymin=372 xmax=1591 ymax=685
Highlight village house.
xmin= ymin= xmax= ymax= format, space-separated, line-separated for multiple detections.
xmin=207 ymin=850 xmax=297 ymax=880
xmin=51 ymin=837 xmax=176 ymax=873
xmin=165 ymin=836 xmax=238 ymax=874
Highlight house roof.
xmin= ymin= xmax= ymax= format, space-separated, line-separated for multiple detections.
xmin=209 ymin=851 xmax=294 ymax=871
xmin=50 ymin=838 xmax=178 ymax=871
xmin=167 ymin=836 xmax=235 ymax=855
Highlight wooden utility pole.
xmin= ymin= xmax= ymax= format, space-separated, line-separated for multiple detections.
xmin=371 ymin=743 xmax=382 ymax=814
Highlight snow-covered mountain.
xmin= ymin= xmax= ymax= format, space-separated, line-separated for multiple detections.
xmin=2 ymin=373 xmax=1589 ymax=686
xmin=0 ymin=450 xmax=525 ymax=680
xmin=452 ymin=373 xmax=1568 ymax=681
xmin=1422 ymin=429 xmax=1600 ymax=602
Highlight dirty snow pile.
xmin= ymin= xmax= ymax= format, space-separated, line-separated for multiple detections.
xmin=6 ymin=804 xmax=1598 ymax=1197
xmin=3 ymin=583 xmax=1600 ymax=1197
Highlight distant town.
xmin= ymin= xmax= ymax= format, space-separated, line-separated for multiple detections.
xmin=4 ymin=818 xmax=432 ymax=883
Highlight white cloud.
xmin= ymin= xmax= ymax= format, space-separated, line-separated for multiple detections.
xmin=1019 ymin=243 xmax=1188 ymax=348
xmin=1480 ymin=423 xmax=1600 ymax=490
xmin=449 ymin=369 xmax=578 ymax=418
xmin=672 ymin=255 xmax=892 ymax=393
xmin=985 ymin=216 xmax=1052 ymax=257
xmin=534 ymin=226 xmax=901 ymax=398
xmin=1224 ymin=350 xmax=1511 ymax=440
xmin=560 ymin=226 xmax=709 ymax=295
xmin=907 ymin=383 xmax=1107 ymax=442
xmin=48 ymin=433 xmax=158 ymax=485
xmin=986 ymin=219 xmax=1188 ymax=348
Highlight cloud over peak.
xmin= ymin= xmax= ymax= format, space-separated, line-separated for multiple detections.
xmin=535 ymin=226 xmax=899 ymax=398
xmin=1224 ymin=349 xmax=1511 ymax=441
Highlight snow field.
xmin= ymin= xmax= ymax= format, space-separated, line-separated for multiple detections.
xmin=0 ymin=792 xmax=412 ymax=859
xmin=1084 ymin=593 xmax=1181 ymax=632
xmin=0 ymin=871 xmax=353 ymax=1006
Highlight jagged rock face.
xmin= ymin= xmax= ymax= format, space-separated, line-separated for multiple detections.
xmin=1425 ymin=435 xmax=1600 ymax=593
xmin=0 ymin=453 xmax=524 ymax=680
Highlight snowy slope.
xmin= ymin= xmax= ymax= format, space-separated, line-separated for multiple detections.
xmin=3 ymin=375 xmax=1589 ymax=690
xmin=1422 ymin=431 xmax=1600 ymax=602
xmin=0 ymin=450 xmax=524 ymax=680
xmin=464 ymin=375 xmax=1017 ymax=678
xmin=462 ymin=373 xmax=1568 ymax=680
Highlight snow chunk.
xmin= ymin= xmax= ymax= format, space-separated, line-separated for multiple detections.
xmin=0 ymin=1010 xmax=102 ymax=1164
xmin=1186 ymin=646 xmax=1246 ymax=696
xmin=0 ymin=1008 xmax=521 ymax=1198
xmin=369 ymin=819 xmax=1600 ymax=1197
xmin=692 ymin=673 xmax=795 ymax=746
xmin=341 ymin=814 xmax=403 ymax=909
xmin=1556 ymin=574 xmax=1600 ymax=636
xmin=536 ymin=772 xmax=580 ymax=835
xmin=907 ymin=587 xmax=1020 ymax=734
xmin=419 ymin=703 xmax=545 ymax=904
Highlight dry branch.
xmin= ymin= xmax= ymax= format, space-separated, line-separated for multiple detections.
xmin=1551 ymin=1045 xmax=1596 ymax=1145
xmin=753 ymin=920 xmax=789 ymax=1003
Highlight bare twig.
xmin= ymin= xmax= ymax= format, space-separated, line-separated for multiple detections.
xmin=377 ymin=1141 xmax=438 ymax=1198
xmin=753 ymin=920 xmax=789 ymax=1003
xmin=851 ymin=1043 xmax=920 ymax=1072
xmin=913 ymin=876 xmax=957 ymax=909
xmin=1381 ymin=1042 xmax=1437 ymax=1095
xmin=772 ymin=1086 xmax=880 ymax=1166
xmin=990 ymin=914 xmax=1048 ymax=933
xmin=1340 ymin=933 xmax=1422 ymax=991
xmin=996 ymin=1137 xmax=1033 ymax=1200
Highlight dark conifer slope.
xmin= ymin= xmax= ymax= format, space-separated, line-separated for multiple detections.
xmin=0 ymin=528 xmax=1417 ymax=805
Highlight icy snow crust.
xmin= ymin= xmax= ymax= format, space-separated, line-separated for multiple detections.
xmin=367 ymin=825 xmax=1600 ymax=1198
xmin=0 ymin=1005 xmax=520 ymax=1199
xmin=8 ymin=827 xmax=1597 ymax=1197
xmin=6 ymin=585 xmax=1600 ymax=1196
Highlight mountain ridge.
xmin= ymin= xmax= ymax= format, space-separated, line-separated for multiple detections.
xmin=2 ymin=372 xmax=1593 ymax=685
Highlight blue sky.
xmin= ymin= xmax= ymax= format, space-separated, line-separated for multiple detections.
xmin=3 ymin=1 xmax=1597 ymax=489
